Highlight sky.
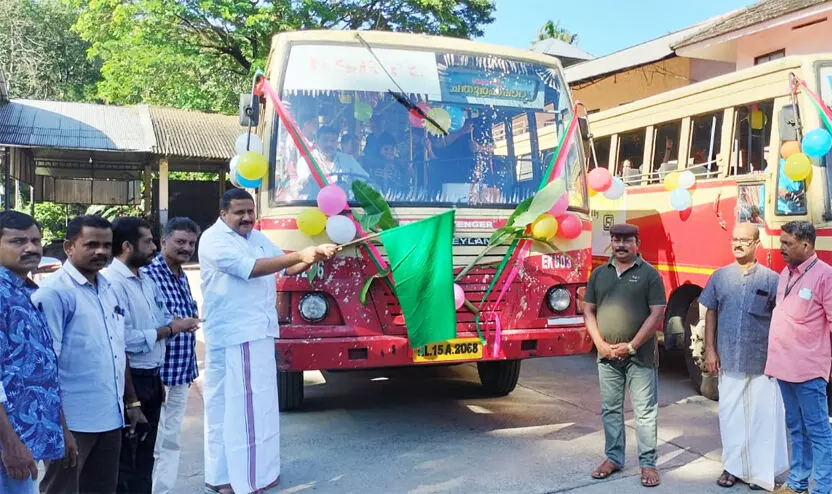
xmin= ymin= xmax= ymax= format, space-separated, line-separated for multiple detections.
xmin=479 ymin=0 xmax=758 ymax=58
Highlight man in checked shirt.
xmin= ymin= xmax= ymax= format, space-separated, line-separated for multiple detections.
xmin=141 ymin=218 xmax=202 ymax=494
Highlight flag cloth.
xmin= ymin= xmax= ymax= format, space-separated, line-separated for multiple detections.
xmin=380 ymin=210 xmax=457 ymax=349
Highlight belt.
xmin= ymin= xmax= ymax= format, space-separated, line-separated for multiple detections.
xmin=129 ymin=367 xmax=161 ymax=377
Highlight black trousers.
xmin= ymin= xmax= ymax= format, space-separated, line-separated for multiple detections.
xmin=117 ymin=368 xmax=164 ymax=494
xmin=41 ymin=428 xmax=123 ymax=494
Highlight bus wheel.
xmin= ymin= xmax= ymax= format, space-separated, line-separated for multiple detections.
xmin=278 ymin=370 xmax=304 ymax=411
xmin=477 ymin=360 xmax=521 ymax=396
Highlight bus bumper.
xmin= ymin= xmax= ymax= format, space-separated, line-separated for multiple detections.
xmin=275 ymin=325 xmax=592 ymax=371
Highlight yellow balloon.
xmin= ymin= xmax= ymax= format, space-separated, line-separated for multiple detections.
xmin=664 ymin=171 xmax=679 ymax=191
xmin=531 ymin=213 xmax=558 ymax=240
xmin=784 ymin=152 xmax=812 ymax=181
xmin=237 ymin=151 xmax=268 ymax=180
xmin=297 ymin=208 xmax=327 ymax=236
xmin=588 ymin=188 xmax=598 ymax=197
xmin=425 ymin=107 xmax=451 ymax=136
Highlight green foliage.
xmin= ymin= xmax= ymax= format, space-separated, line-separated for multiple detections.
xmin=351 ymin=181 xmax=398 ymax=231
xmin=534 ymin=20 xmax=578 ymax=46
xmin=84 ymin=204 xmax=143 ymax=221
xmin=169 ymin=172 xmax=219 ymax=181
xmin=33 ymin=202 xmax=84 ymax=245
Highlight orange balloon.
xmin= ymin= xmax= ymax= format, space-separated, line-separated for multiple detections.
xmin=781 ymin=140 xmax=801 ymax=159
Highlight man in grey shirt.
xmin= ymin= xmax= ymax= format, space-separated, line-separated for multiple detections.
xmin=700 ymin=222 xmax=788 ymax=491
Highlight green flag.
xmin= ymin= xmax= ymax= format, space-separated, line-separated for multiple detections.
xmin=379 ymin=210 xmax=457 ymax=349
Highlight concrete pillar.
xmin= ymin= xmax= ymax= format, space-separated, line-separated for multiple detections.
xmin=219 ymin=168 xmax=226 ymax=198
xmin=159 ymin=158 xmax=169 ymax=227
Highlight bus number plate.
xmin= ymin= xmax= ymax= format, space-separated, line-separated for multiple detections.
xmin=413 ymin=338 xmax=483 ymax=363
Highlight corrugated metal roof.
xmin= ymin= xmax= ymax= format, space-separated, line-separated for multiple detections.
xmin=674 ymin=0 xmax=829 ymax=48
xmin=149 ymin=106 xmax=240 ymax=161
xmin=564 ymin=11 xmax=740 ymax=83
xmin=530 ymin=39 xmax=594 ymax=61
xmin=0 ymin=99 xmax=155 ymax=151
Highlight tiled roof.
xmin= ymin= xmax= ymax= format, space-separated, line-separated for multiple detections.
xmin=149 ymin=106 xmax=240 ymax=161
xmin=674 ymin=0 xmax=830 ymax=48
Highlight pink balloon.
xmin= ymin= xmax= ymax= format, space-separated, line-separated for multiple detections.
xmin=557 ymin=213 xmax=582 ymax=240
xmin=587 ymin=168 xmax=612 ymax=192
xmin=549 ymin=194 xmax=569 ymax=217
xmin=317 ymin=185 xmax=348 ymax=216
xmin=453 ymin=283 xmax=465 ymax=310
xmin=409 ymin=103 xmax=431 ymax=128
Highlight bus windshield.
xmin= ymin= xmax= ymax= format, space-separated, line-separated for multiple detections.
xmin=269 ymin=42 xmax=587 ymax=209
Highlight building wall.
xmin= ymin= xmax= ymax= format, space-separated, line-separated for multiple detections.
xmin=570 ymin=57 xmax=734 ymax=113
xmin=735 ymin=16 xmax=832 ymax=70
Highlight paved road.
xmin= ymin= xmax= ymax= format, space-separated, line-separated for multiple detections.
xmin=172 ymin=348 xmax=748 ymax=494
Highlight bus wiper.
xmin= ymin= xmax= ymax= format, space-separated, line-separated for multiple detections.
xmin=355 ymin=33 xmax=449 ymax=136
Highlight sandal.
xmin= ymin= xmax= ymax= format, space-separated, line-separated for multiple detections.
xmin=591 ymin=459 xmax=621 ymax=480
xmin=641 ymin=467 xmax=661 ymax=488
xmin=717 ymin=470 xmax=737 ymax=488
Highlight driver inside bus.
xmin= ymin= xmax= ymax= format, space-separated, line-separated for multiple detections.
xmin=297 ymin=125 xmax=370 ymax=198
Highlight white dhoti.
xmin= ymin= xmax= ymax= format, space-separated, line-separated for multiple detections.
xmin=204 ymin=338 xmax=281 ymax=493
xmin=719 ymin=371 xmax=789 ymax=491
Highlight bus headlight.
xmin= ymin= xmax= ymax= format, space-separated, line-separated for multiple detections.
xmin=298 ymin=293 xmax=328 ymax=323
xmin=546 ymin=287 xmax=571 ymax=312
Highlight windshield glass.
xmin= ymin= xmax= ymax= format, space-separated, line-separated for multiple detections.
xmin=268 ymin=42 xmax=586 ymax=209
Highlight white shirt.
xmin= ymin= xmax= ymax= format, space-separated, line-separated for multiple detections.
xmin=32 ymin=261 xmax=126 ymax=433
xmin=103 ymin=258 xmax=172 ymax=369
xmin=198 ymin=218 xmax=284 ymax=349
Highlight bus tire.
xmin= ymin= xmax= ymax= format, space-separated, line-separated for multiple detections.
xmin=278 ymin=370 xmax=304 ymax=411
xmin=477 ymin=360 xmax=521 ymax=396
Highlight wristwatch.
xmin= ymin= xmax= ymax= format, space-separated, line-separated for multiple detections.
xmin=627 ymin=343 xmax=637 ymax=355
xmin=126 ymin=401 xmax=142 ymax=409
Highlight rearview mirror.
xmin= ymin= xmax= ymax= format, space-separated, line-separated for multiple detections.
xmin=239 ymin=94 xmax=260 ymax=127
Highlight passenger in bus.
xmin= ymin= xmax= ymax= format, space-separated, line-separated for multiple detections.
xmin=700 ymin=223 xmax=787 ymax=491
xmin=364 ymin=132 xmax=407 ymax=195
xmin=296 ymin=126 xmax=370 ymax=199
xmin=621 ymin=160 xmax=641 ymax=185
xmin=339 ymin=133 xmax=359 ymax=158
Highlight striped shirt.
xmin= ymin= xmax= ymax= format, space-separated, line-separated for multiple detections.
xmin=142 ymin=255 xmax=199 ymax=386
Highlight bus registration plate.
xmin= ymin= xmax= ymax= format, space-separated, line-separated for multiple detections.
xmin=413 ymin=338 xmax=483 ymax=363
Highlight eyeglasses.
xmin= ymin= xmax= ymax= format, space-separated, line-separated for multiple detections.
xmin=731 ymin=238 xmax=755 ymax=246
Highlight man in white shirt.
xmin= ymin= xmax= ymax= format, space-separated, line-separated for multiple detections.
xmin=104 ymin=217 xmax=199 ymax=493
xmin=199 ymin=189 xmax=337 ymax=494
xmin=298 ymin=125 xmax=370 ymax=198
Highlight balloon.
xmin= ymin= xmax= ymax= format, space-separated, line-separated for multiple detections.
xmin=317 ymin=185 xmax=348 ymax=217
xmin=425 ymin=107 xmax=451 ymax=136
xmin=663 ymin=171 xmax=679 ymax=191
xmin=229 ymin=155 xmax=240 ymax=173
xmin=235 ymin=171 xmax=261 ymax=189
xmin=603 ymin=176 xmax=625 ymax=200
xmin=531 ymin=213 xmax=558 ymax=240
xmin=588 ymin=188 xmax=598 ymax=197
xmin=784 ymin=153 xmax=812 ymax=181
xmin=781 ymin=140 xmax=801 ymax=159
xmin=354 ymin=102 xmax=373 ymax=122
xmin=297 ymin=209 xmax=327 ymax=236
xmin=237 ymin=151 xmax=267 ymax=180
xmin=587 ymin=167 xmax=612 ymax=192
xmin=669 ymin=188 xmax=692 ymax=211
xmin=230 ymin=170 xmax=241 ymax=188
xmin=677 ymin=170 xmax=696 ymax=190
xmin=446 ymin=106 xmax=466 ymax=132
xmin=409 ymin=103 xmax=431 ymax=128
xmin=802 ymin=129 xmax=832 ymax=158
xmin=556 ymin=214 xmax=582 ymax=240
xmin=326 ymin=215 xmax=357 ymax=244
xmin=235 ymin=133 xmax=263 ymax=155
xmin=453 ymin=283 xmax=465 ymax=310
xmin=549 ymin=194 xmax=569 ymax=216
xmin=750 ymin=110 xmax=766 ymax=130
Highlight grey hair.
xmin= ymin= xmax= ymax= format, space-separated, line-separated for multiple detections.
xmin=163 ymin=217 xmax=201 ymax=238
xmin=782 ymin=220 xmax=816 ymax=247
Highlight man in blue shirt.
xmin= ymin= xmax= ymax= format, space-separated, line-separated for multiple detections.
xmin=0 ymin=211 xmax=76 ymax=494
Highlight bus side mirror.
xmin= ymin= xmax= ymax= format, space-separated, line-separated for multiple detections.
xmin=778 ymin=104 xmax=799 ymax=142
xmin=578 ymin=116 xmax=590 ymax=141
xmin=239 ymin=94 xmax=260 ymax=127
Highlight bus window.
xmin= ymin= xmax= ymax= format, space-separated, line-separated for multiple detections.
xmin=651 ymin=121 xmax=681 ymax=183
xmin=618 ymin=129 xmax=646 ymax=186
xmin=587 ymin=136 xmax=611 ymax=170
xmin=732 ymin=100 xmax=774 ymax=175
xmin=775 ymin=157 xmax=808 ymax=216
xmin=737 ymin=182 xmax=765 ymax=224
xmin=689 ymin=112 xmax=723 ymax=179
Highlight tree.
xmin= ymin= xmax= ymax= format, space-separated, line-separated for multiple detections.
xmin=68 ymin=0 xmax=496 ymax=113
xmin=0 ymin=0 xmax=100 ymax=100
xmin=535 ymin=20 xmax=578 ymax=46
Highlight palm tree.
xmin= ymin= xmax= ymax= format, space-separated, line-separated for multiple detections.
xmin=536 ymin=20 xmax=578 ymax=45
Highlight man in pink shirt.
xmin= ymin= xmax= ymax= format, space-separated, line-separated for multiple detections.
xmin=766 ymin=221 xmax=832 ymax=494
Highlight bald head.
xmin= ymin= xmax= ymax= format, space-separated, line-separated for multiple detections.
xmin=731 ymin=222 xmax=760 ymax=264
xmin=733 ymin=222 xmax=759 ymax=241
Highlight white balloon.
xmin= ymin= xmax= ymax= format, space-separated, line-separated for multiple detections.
xmin=228 ymin=155 xmax=242 ymax=187
xmin=678 ymin=170 xmax=696 ymax=190
xmin=670 ymin=188 xmax=692 ymax=211
xmin=229 ymin=172 xmax=242 ymax=188
xmin=326 ymin=215 xmax=357 ymax=244
xmin=603 ymin=177 xmax=625 ymax=200
xmin=235 ymin=133 xmax=263 ymax=155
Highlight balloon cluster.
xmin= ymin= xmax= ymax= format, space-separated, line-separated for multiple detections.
xmin=663 ymin=170 xmax=696 ymax=212
xmin=587 ymin=168 xmax=625 ymax=201
xmin=780 ymin=128 xmax=832 ymax=181
xmin=409 ymin=104 xmax=466 ymax=135
xmin=230 ymin=133 xmax=268 ymax=188
xmin=296 ymin=185 xmax=357 ymax=244
xmin=531 ymin=211 xmax=582 ymax=241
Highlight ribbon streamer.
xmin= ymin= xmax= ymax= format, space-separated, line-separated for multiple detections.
xmin=791 ymin=74 xmax=832 ymax=132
